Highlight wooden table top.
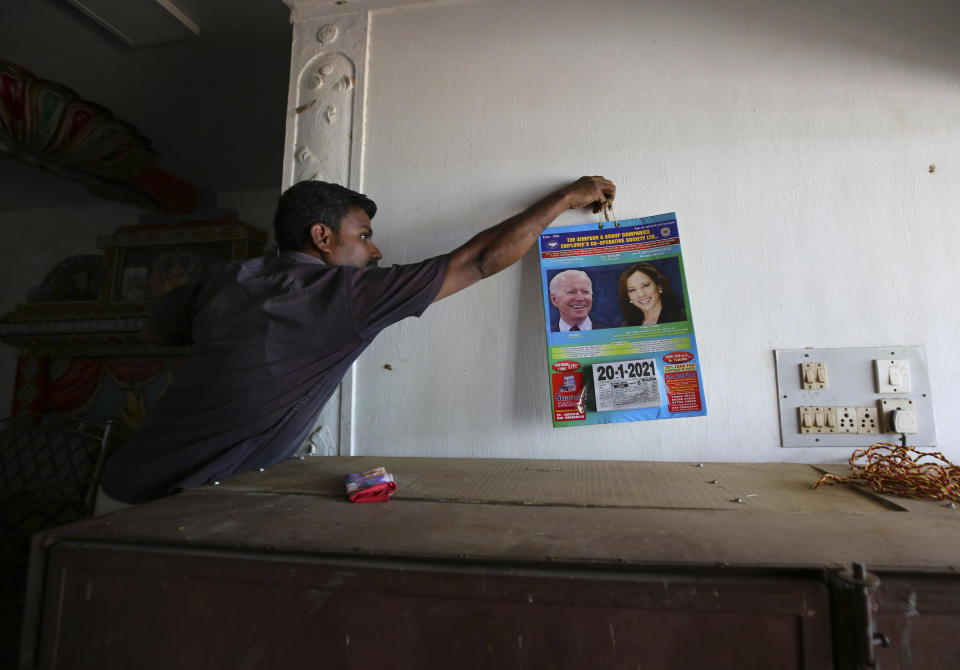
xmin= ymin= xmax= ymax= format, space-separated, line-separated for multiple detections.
xmin=38 ymin=457 xmax=960 ymax=575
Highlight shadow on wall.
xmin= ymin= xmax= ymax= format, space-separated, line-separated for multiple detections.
xmin=778 ymin=0 xmax=959 ymax=74
xmin=612 ymin=0 xmax=960 ymax=77
xmin=510 ymin=252 xmax=548 ymax=426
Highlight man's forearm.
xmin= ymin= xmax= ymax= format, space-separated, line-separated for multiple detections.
xmin=435 ymin=176 xmax=615 ymax=301
xmin=470 ymin=189 xmax=572 ymax=279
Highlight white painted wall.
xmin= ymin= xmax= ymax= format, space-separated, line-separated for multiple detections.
xmin=346 ymin=0 xmax=960 ymax=462
xmin=0 ymin=188 xmax=278 ymax=417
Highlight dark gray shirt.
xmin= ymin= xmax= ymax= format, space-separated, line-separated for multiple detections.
xmin=102 ymin=251 xmax=449 ymax=503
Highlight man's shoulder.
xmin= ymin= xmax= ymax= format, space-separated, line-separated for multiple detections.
xmin=236 ymin=253 xmax=449 ymax=304
xmin=234 ymin=252 xmax=340 ymax=284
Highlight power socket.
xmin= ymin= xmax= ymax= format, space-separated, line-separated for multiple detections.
xmin=857 ymin=406 xmax=879 ymax=434
xmin=879 ymin=398 xmax=917 ymax=434
xmin=836 ymin=407 xmax=858 ymax=434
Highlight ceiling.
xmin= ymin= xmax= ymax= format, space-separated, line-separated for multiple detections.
xmin=0 ymin=0 xmax=293 ymax=211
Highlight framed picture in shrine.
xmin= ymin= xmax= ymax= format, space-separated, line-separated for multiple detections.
xmin=112 ymin=241 xmax=234 ymax=303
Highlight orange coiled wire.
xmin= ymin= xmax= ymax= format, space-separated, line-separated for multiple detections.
xmin=814 ymin=442 xmax=960 ymax=503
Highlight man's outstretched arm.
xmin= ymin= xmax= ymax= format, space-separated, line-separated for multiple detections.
xmin=434 ymin=176 xmax=616 ymax=302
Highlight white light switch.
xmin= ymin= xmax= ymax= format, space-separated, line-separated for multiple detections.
xmin=800 ymin=362 xmax=827 ymax=390
xmin=875 ymin=359 xmax=911 ymax=393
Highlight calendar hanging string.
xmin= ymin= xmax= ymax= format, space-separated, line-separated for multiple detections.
xmin=597 ymin=200 xmax=619 ymax=229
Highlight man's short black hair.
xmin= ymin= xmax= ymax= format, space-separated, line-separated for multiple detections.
xmin=273 ymin=180 xmax=377 ymax=251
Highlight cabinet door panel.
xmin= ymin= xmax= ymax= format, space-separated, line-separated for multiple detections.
xmin=35 ymin=542 xmax=832 ymax=670
xmin=874 ymin=577 xmax=960 ymax=670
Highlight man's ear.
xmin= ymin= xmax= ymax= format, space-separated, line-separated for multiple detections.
xmin=549 ymin=293 xmax=559 ymax=307
xmin=309 ymin=223 xmax=335 ymax=253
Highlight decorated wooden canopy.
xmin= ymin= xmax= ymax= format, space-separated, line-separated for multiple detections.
xmin=0 ymin=60 xmax=196 ymax=212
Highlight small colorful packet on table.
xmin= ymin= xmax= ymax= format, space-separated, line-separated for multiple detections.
xmin=344 ymin=467 xmax=397 ymax=503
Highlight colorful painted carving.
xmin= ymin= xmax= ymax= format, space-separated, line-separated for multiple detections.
xmin=0 ymin=60 xmax=195 ymax=212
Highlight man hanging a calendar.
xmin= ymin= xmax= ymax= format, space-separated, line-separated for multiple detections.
xmin=101 ymin=176 xmax=616 ymax=506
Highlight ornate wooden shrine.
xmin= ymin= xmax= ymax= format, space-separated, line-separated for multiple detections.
xmin=0 ymin=217 xmax=267 ymax=439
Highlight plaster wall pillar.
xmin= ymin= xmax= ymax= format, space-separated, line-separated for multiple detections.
xmin=282 ymin=1 xmax=441 ymax=454
xmin=281 ymin=8 xmax=372 ymax=456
